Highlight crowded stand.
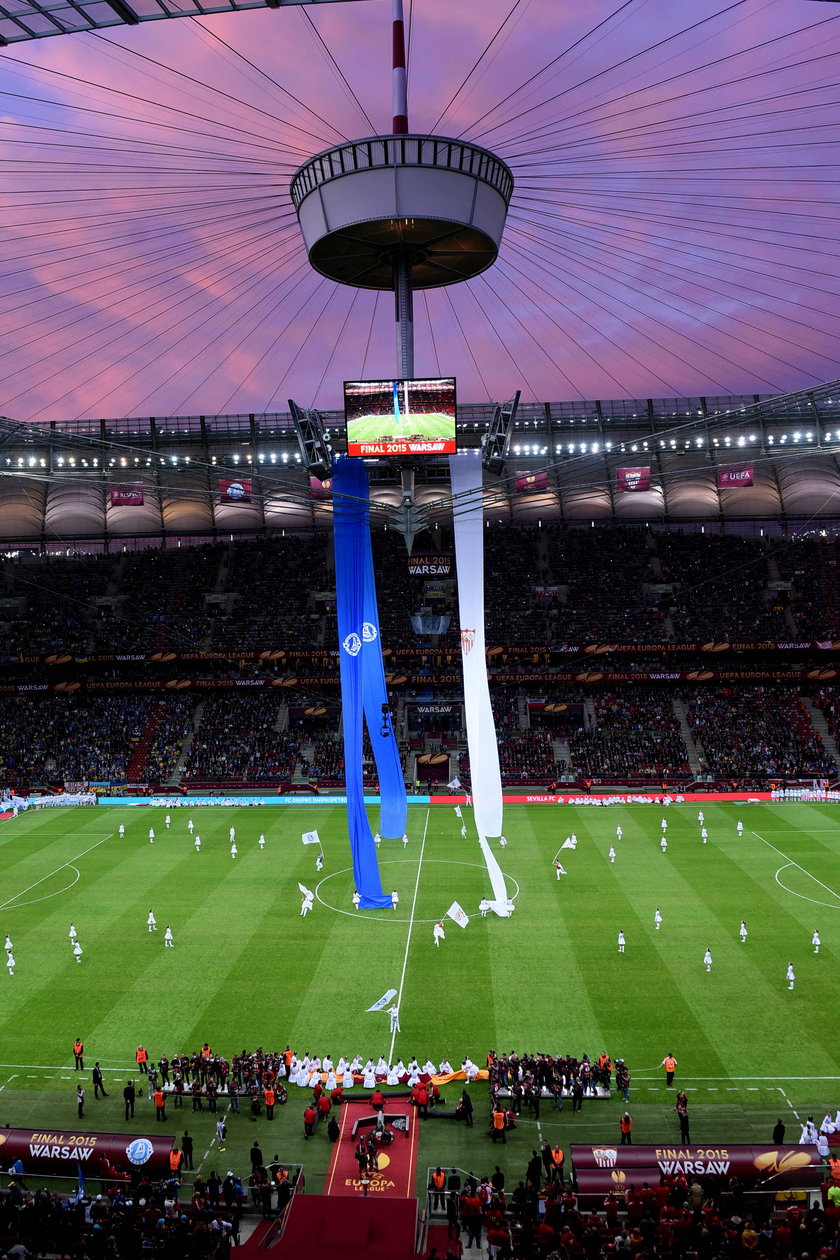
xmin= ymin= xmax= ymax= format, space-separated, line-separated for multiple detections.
xmin=0 ymin=1183 xmax=241 ymax=1258
xmin=207 ymin=537 xmax=329 ymax=650
xmin=369 ymin=528 xmax=459 ymax=647
xmin=144 ymin=696 xmax=195 ymax=785
xmin=543 ymin=524 xmax=664 ymax=642
xmin=0 ymin=695 xmax=162 ymax=785
xmin=569 ymin=690 xmax=691 ymax=782
xmin=2 ymin=527 xmax=837 ymax=662
xmin=181 ymin=696 xmax=299 ymax=786
xmin=307 ymin=735 xmax=344 ymax=783
xmin=430 ymin=1162 xmax=840 ymax=1260
xmin=91 ymin=546 xmax=221 ymax=655
xmin=775 ymin=535 xmax=840 ymax=639
xmin=1 ymin=529 xmax=840 ymax=791
xmin=657 ymin=531 xmax=789 ymax=641
xmin=494 ymin=733 xmax=557 ymax=784
xmin=485 ymin=527 xmax=558 ymax=645
xmin=684 ymin=687 xmax=836 ymax=780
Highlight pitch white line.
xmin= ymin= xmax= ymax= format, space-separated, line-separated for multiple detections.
xmin=632 ymin=1074 xmax=840 ymax=1081
xmin=7 ymin=866 xmax=81 ymax=911
xmin=778 ymin=1086 xmax=801 ymax=1123
xmin=0 ymin=1062 xmax=132 ymax=1071
xmin=0 ymin=834 xmax=113 ymax=911
xmin=774 ymin=862 xmax=840 ymax=911
xmin=388 ymin=808 xmax=430 ymax=1062
xmin=753 ymin=831 xmax=840 ymax=904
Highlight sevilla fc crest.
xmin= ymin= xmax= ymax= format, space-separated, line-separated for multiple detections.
xmin=461 ymin=628 xmax=476 ymax=656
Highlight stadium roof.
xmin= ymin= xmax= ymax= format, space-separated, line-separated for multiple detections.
xmin=0 ymin=0 xmax=362 ymax=45
xmin=2 ymin=381 xmax=840 ymax=544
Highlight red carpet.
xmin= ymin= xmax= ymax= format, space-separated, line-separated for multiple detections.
xmin=230 ymin=1219 xmax=275 ymax=1258
xmin=270 ymin=1193 xmax=418 ymax=1259
xmin=325 ymin=1101 xmax=419 ymax=1198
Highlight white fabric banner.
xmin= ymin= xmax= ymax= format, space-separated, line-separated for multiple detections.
xmin=453 ymin=805 xmax=462 ymax=819
xmin=366 ymin=987 xmax=397 ymax=1012
xmin=449 ymin=451 xmax=504 ymax=841
xmin=301 ymin=830 xmax=321 ymax=845
xmin=446 ymin=900 xmax=470 ymax=928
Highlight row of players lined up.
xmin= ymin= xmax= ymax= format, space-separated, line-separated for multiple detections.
xmin=114 ymin=1046 xmax=484 ymax=1093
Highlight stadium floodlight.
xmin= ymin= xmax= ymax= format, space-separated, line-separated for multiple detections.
xmin=481 ymin=390 xmax=521 ymax=476
xmin=289 ymin=398 xmax=332 ymax=481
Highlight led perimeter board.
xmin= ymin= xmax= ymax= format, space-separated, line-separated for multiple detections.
xmin=344 ymin=378 xmax=457 ymax=457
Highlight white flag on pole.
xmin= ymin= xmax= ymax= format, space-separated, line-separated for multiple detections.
xmin=561 ymin=837 xmax=575 ymax=850
xmin=366 ymin=987 xmax=398 ymax=1012
xmin=301 ymin=830 xmax=321 ymax=846
xmin=453 ymin=805 xmax=462 ymax=819
xmin=447 ymin=777 xmax=461 ymax=791
xmin=446 ymin=900 xmax=470 ymax=928
xmin=298 ymin=882 xmax=314 ymax=897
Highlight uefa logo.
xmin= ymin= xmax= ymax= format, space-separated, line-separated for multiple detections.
xmin=125 ymin=1138 xmax=154 ymax=1166
xmin=342 ymin=633 xmax=362 ymax=657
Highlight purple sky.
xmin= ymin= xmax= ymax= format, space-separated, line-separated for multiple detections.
xmin=2 ymin=0 xmax=839 ymax=424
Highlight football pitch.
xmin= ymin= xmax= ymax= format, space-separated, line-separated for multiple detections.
xmin=346 ymin=412 xmax=454 ymax=443
xmin=1 ymin=800 xmax=839 ymax=1191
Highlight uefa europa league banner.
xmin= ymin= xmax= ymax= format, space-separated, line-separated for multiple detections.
xmin=332 ymin=458 xmax=397 ymax=907
xmin=449 ymin=452 xmax=503 ymax=840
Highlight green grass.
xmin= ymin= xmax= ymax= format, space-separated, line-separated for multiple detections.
xmin=346 ymin=412 xmax=453 ymax=443
xmin=1 ymin=800 xmax=839 ymax=1195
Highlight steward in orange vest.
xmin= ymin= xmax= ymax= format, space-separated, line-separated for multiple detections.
xmin=73 ymin=1040 xmax=84 ymax=1070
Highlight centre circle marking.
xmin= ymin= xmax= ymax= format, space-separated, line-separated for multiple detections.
xmin=315 ymin=859 xmax=519 ymax=922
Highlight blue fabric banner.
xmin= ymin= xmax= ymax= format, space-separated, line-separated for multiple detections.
xmin=332 ymin=457 xmax=392 ymax=908
xmin=361 ymin=530 xmax=408 ymax=840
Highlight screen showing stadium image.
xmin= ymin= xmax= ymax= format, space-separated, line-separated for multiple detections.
xmin=344 ymin=377 xmax=457 ymax=457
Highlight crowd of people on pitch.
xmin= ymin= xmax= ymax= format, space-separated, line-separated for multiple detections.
xmin=134 ymin=1043 xmax=492 ymax=1106
xmin=487 ymin=1051 xmax=617 ymax=1115
xmin=425 ymin=1161 xmax=840 ymax=1260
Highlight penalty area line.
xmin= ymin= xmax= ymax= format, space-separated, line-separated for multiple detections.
xmin=752 ymin=831 xmax=840 ymax=905
xmin=389 ymin=808 xmax=429 ymax=1062
xmin=0 ymin=833 xmax=114 ymax=912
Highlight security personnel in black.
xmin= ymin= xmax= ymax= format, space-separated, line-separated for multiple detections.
xmin=123 ymin=1080 xmax=136 ymax=1120
xmin=92 ymin=1062 xmax=108 ymax=1098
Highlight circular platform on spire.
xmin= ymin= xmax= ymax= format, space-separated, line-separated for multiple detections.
xmin=290 ymin=134 xmax=514 ymax=290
